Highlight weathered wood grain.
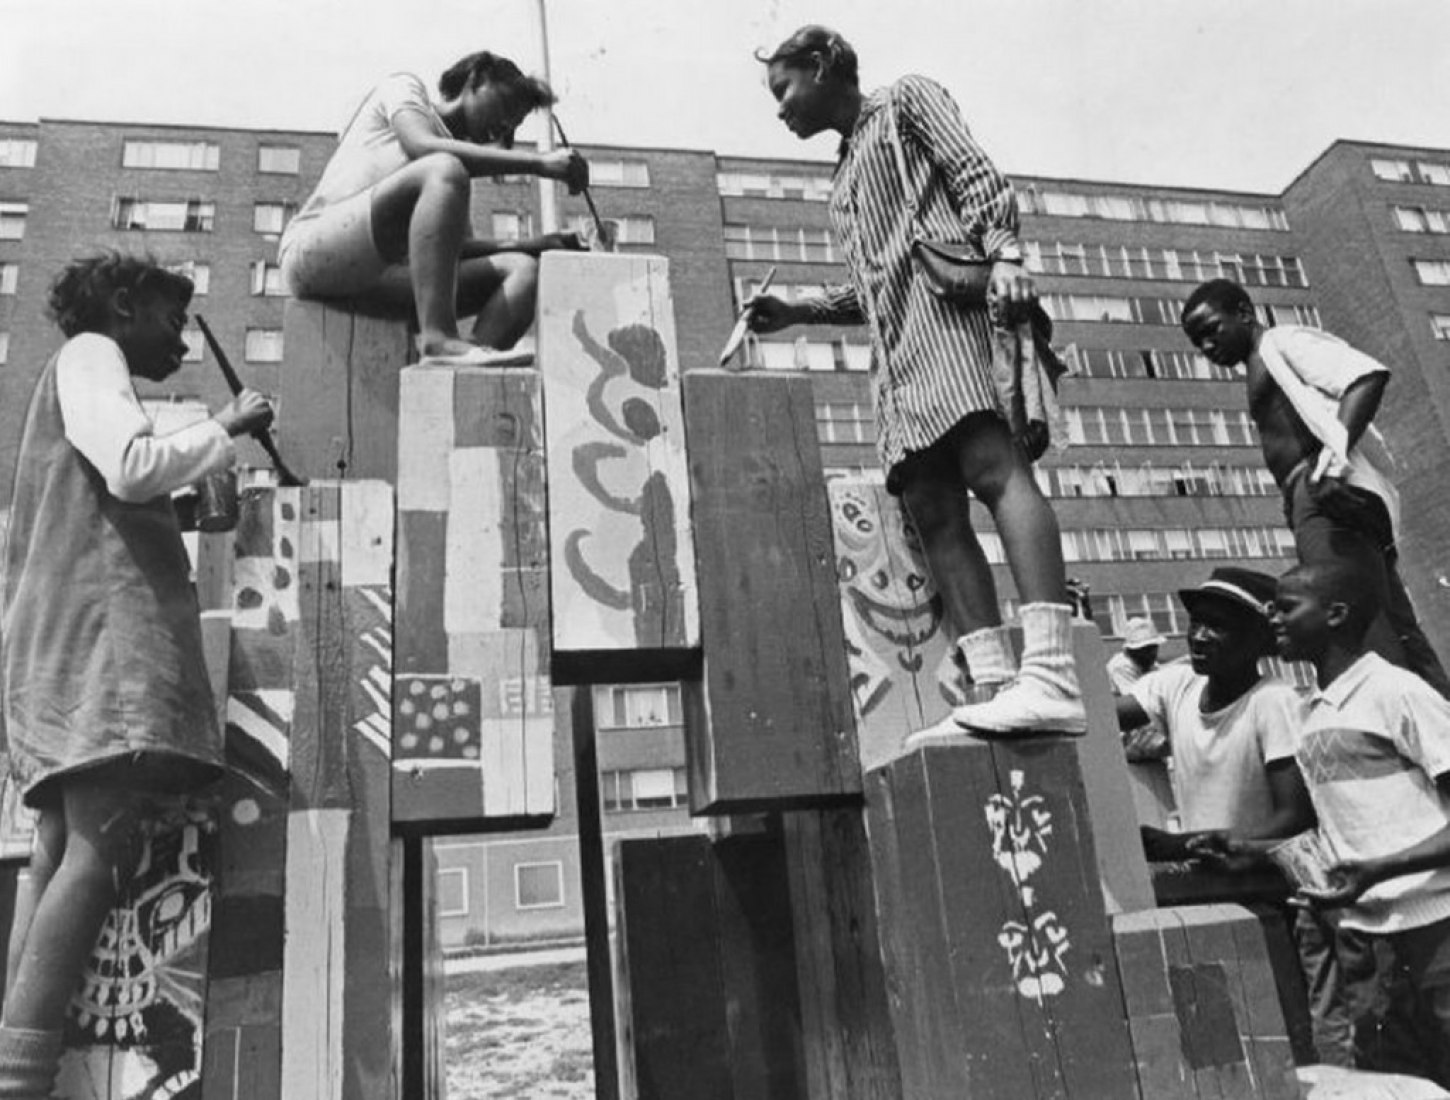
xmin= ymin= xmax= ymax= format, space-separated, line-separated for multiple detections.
xmin=277 ymin=299 xmax=410 ymax=482
xmin=683 ymin=370 xmax=860 ymax=812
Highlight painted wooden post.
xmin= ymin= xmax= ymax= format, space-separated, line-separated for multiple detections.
xmin=537 ymin=252 xmax=699 ymax=685
xmin=863 ymin=740 xmax=1139 ymax=1099
xmin=1113 ymin=905 xmax=1298 ymax=1100
xmin=277 ymin=300 xmax=411 ymax=482
xmin=200 ymin=483 xmax=395 ymax=1100
xmin=681 ymin=370 xmax=860 ymax=813
xmin=393 ymin=365 xmax=555 ymax=824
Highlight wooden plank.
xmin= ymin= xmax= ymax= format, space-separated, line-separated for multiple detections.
xmin=538 ymin=251 xmax=699 ymax=682
xmin=781 ymin=809 xmax=902 ymax=1100
xmin=395 ymin=510 xmax=448 ymax=676
xmin=683 ymin=369 xmax=861 ymax=812
xmin=828 ymin=480 xmax=961 ymax=770
xmin=1067 ymin=623 xmax=1156 ymax=914
xmin=277 ymin=299 xmax=410 ymax=483
xmin=281 ymin=809 xmax=349 ymax=1100
xmin=396 ymin=367 xmax=456 ymax=512
xmin=570 ymin=687 xmax=620 ymax=1100
xmin=864 ymin=742 xmax=1137 ymax=1099
xmin=202 ymin=975 xmax=284 ymax=1100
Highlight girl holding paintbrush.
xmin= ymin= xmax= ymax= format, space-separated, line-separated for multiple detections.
xmin=748 ymin=26 xmax=1082 ymax=739
xmin=280 ymin=50 xmax=591 ymax=366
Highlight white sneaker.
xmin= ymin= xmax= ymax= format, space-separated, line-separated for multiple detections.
xmin=949 ymin=675 xmax=1087 ymax=738
xmin=903 ymin=714 xmax=975 ymax=752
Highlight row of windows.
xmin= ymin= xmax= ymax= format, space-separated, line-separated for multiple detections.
xmin=1068 ymin=346 xmax=1234 ymax=381
xmin=602 ymin=767 xmax=689 ymax=812
xmin=120 ymin=140 xmax=301 ymax=174
xmin=0 ymin=140 xmax=38 ymax=169
xmin=1043 ymin=292 xmax=1321 ymax=329
xmin=1025 ymin=241 xmax=1308 ymax=288
xmin=750 ymin=336 xmax=871 ymax=373
xmin=1371 ymin=158 xmax=1450 ymax=186
xmin=1066 ymin=406 xmax=1258 ymax=448
xmin=109 ymin=198 xmax=299 ymax=235
xmin=1056 ymin=525 xmax=1295 ymax=564
xmin=1020 ymin=188 xmax=1290 ymax=232
xmin=724 ymin=224 xmax=835 ymax=263
xmin=1393 ymin=205 xmax=1450 ymax=235
xmin=1038 ymin=462 xmax=1278 ymax=499
xmin=437 ymin=860 xmax=564 ymax=918
xmin=717 ymin=171 xmax=834 ymax=202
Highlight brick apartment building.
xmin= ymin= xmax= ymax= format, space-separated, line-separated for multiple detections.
xmin=1 ymin=119 xmax=1446 ymax=945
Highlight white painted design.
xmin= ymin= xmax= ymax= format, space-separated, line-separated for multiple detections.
xmin=984 ymin=769 xmax=1071 ymax=1002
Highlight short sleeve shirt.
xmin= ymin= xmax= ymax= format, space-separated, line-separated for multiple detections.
xmin=1130 ymin=664 xmax=1300 ymax=834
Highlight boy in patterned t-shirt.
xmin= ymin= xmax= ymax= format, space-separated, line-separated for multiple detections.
xmin=1273 ymin=557 xmax=1450 ymax=1085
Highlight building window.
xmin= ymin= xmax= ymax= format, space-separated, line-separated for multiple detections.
xmin=1417 ymin=162 xmax=1450 ymax=186
xmin=596 ymin=684 xmax=680 ymax=729
xmin=164 ymin=260 xmax=210 ymax=295
xmin=723 ymin=224 xmax=835 ymax=262
xmin=0 ymin=201 xmax=28 ymax=240
xmin=514 ymin=862 xmax=565 ymax=910
xmin=1393 ymin=206 xmax=1450 ymax=234
xmin=1431 ymin=314 xmax=1450 ymax=341
xmin=253 ymin=202 xmax=296 ymax=235
xmin=590 ymin=159 xmax=650 ymax=187
xmin=1412 ymin=260 xmax=1450 ymax=286
xmin=112 ymin=198 xmax=215 ymax=232
xmin=244 ymin=328 xmax=284 ymax=362
xmin=0 ymin=332 xmax=8 ymax=365
xmin=0 ymin=263 xmax=16 ymax=295
xmin=0 ymin=139 xmax=37 ymax=169
xmin=601 ymin=768 xmax=689 ymax=812
xmin=181 ymin=329 xmax=205 ymax=362
xmin=1030 ymin=190 xmax=1287 ymax=231
xmin=437 ymin=868 xmax=468 ymax=917
xmin=122 ymin=140 xmax=219 ymax=171
xmin=1371 ymin=158 xmax=1414 ymax=183
xmin=491 ymin=211 xmax=534 ymax=239
xmin=257 ymin=145 xmax=301 ymax=174
xmin=250 ymin=261 xmax=287 ymax=297
xmin=815 ymin=400 xmax=874 ymax=444
xmin=570 ymin=214 xmax=655 ymax=246
xmin=717 ymin=171 xmax=832 ymax=202
xmin=751 ymin=337 xmax=838 ymax=372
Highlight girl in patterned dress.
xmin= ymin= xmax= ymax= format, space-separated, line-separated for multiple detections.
xmin=0 ymin=254 xmax=272 ymax=1097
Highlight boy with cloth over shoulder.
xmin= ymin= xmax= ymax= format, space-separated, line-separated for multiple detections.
xmin=0 ymin=253 xmax=272 ymax=1099
xmin=1181 ymin=278 xmax=1449 ymax=698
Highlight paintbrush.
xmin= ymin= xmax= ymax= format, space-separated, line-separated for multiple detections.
xmin=719 ymin=266 xmax=777 ymax=366
xmin=195 ymin=315 xmax=306 ymax=487
xmin=550 ymin=114 xmax=611 ymax=250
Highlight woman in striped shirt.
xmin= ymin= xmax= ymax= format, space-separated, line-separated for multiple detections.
xmin=749 ymin=26 xmax=1084 ymax=739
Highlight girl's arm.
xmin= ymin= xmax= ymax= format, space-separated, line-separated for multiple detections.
xmin=56 ymin=335 xmax=234 ymax=503
xmin=391 ymin=108 xmax=583 ymax=187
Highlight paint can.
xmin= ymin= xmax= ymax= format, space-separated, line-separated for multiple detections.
xmin=194 ymin=468 xmax=239 ymax=532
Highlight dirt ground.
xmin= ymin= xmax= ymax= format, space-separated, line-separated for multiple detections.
xmin=444 ymin=959 xmax=596 ymax=1100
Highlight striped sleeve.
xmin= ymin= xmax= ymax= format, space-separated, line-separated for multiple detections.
xmin=801 ymin=282 xmax=866 ymax=325
xmin=895 ymin=75 xmax=1020 ymax=260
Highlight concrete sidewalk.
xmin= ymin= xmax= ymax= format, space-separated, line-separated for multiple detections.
xmin=444 ymin=945 xmax=587 ymax=974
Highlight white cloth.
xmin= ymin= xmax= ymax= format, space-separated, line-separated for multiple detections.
xmin=1130 ymin=663 xmax=1300 ymax=834
xmin=56 ymin=333 xmax=233 ymax=502
xmin=282 ymin=73 xmax=450 ymax=244
xmin=1107 ymin=650 xmax=1152 ymax=694
xmin=1296 ymin=652 xmax=1450 ymax=934
xmin=1253 ymin=326 xmax=1400 ymax=534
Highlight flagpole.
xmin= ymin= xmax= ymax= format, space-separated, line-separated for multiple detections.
xmin=535 ymin=0 xmax=559 ymax=233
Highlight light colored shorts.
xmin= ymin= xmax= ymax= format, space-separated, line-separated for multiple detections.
xmin=279 ymin=188 xmax=394 ymax=299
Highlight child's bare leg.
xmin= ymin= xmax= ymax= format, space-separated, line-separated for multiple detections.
xmin=3 ymin=779 xmax=144 ymax=1031
xmin=460 ymin=253 xmax=539 ymax=350
xmin=899 ymin=463 xmax=1000 ymax=636
xmin=368 ymin=153 xmax=471 ymax=356
xmin=951 ymin=414 xmax=1068 ymax=606
xmin=3 ymin=810 xmax=63 ymax=1002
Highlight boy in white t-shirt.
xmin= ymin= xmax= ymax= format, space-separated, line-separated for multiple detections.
xmin=1116 ymin=567 xmax=1309 ymax=856
xmin=1273 ymin=557 xmax=1450 ymax=1085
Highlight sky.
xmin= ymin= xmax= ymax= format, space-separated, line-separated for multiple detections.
xmin=2 ymin=0 xmax=1448 ymax=193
